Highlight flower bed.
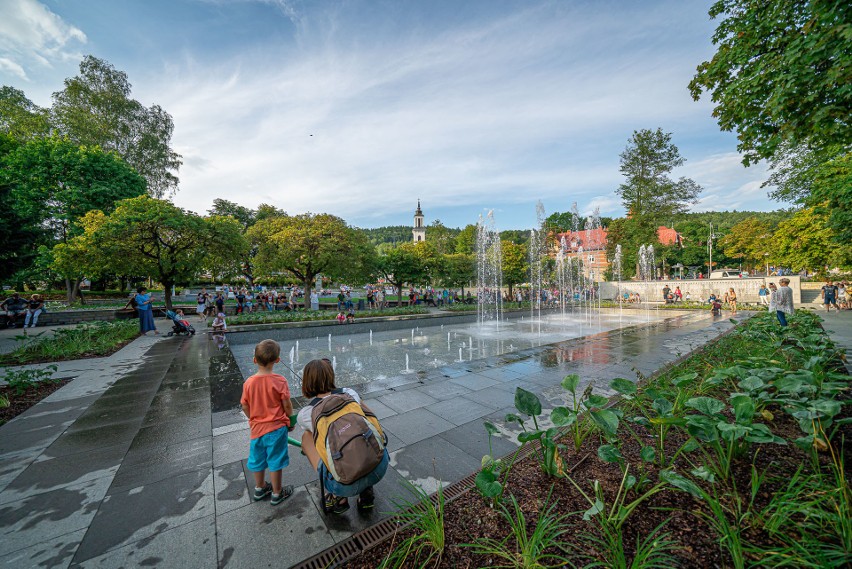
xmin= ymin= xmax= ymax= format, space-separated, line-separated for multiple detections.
xmin=0 ymin=321 xmax=140 ymax=365
xmin=341 ymin=311 xmax=850 ymax=568
xmin=211 ymin=306 xmax=429 ymax=326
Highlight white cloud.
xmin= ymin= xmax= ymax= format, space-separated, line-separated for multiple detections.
xmin=0 ymin=0 xmax=86 ymax=80
xmin=0 ymin=56 xmax=27 ymax=79
xmin=677 ymin=153 xmax=782 ymax=212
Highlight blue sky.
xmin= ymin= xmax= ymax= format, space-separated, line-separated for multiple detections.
xmin=0 ymin=0 xmax=787 ymax=229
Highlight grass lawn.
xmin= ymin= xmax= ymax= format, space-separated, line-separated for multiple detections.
xmin=0 ymin=321 xmax=140 ymax=365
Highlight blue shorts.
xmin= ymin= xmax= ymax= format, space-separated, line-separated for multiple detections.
xmin=320 ymin=449 xmax=389 ymax=498
xmin=247 ymin=426 xmax=290 ymax=472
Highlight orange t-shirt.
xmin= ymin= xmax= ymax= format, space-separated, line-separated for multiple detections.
xmin=240 ymin=373 xmax=291 ymax=439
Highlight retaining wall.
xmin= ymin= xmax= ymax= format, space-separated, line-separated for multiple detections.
xmin=599 ymin=276 xmax=802 ymax=305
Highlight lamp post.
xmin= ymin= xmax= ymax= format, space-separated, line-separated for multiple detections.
xmin=707 ymin=223 xmax=723 ymax=278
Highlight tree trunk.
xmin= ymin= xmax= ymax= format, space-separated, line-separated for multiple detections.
xmin=302 ymin=279 xmax=311 ymax=310
xmin=119 ymin=277 xmax=126 ymax=292
xmin=163 ymin=282 xmax=173 ymax=310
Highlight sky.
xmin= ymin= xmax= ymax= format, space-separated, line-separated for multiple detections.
xmin=0 ymin=0 xmax=788 ymax=229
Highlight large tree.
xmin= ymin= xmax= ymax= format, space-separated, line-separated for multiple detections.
xmin=720 ymin=217 xmax=776 ymax=272
xmin=501 ymin=241 xmax=528 ymax=298
xmin=58 ymin=196 xmax=246 ymax=307
xmin=437 ymin=253 xmax=475 ymax=295
xmin=2 ymin=136 xmax=146 ymax=297
xmin=689 ymin=0 xmax=850 ymax=166
xmin=0 ymin=86 xmax=50 ymax=140
xmin=249 ymin=213 xmax=375 ymax=308
xmin=51 ymin=56 xmax=182 ymax=198
xmin=689 ymin=1 xmax=851 ymax=251
xmin=616 ymin=128 xmax=702 ymax=224
xmin=377 ymin=242 xmax=438 ymax=303
xmin=774 ymin=207 xmax=835 ymax=274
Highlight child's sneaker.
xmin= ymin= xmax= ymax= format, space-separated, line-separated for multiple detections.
xmin=253 ymin=482 xmax=273 ymax=501
xmin=270 ymin=485 xmax=294 ymax=506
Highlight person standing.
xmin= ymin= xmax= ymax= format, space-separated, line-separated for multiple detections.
xmin=215 ymin=291 xmax=225 ymax=316
xmin=725 ymin=288 xmax=738 ymax=314
xmin=196 ymin=289 xmax=208 ymax=321
xmin=136 ymin=287 xmax=158 ymax=335
xmin=662 ymin=285 xmax=671 ymax=304
xmin=758 ymin=284 xmax=770 ymax=306
xmin=838 ymin=282 xmax=848 ymax=310
xmin=775 ymin=278 xmax=794 ymax=326
xmin=821 ymin=280 xmax=840 ymax=312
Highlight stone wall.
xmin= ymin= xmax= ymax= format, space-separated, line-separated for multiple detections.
xmin=599 ymin=276 xmax=802 ymax=305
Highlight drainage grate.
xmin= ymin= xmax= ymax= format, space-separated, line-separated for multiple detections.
xmin=291 ymin=536 xmax=360 ymax=569
xmin=355 ymin=518 xmax=401 ymax=551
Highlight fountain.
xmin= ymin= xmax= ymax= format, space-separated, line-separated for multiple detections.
xmin=613 ymin=244 xmax=623 ymax=314
xmin=528 ymin=201 xmax=547 ymax=332
xmin=638 ymin=244 xmax=656 ymax=319
xmin=328 ymin=333 xmax=332 ymax=351
xmin=476 ymin=211 xmax=503 ymax=328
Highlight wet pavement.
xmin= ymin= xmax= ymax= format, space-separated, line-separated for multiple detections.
xmin=0 ymin=310 xmax=751 ymax=568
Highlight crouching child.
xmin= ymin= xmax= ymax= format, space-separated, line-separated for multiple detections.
xmin=241 ymin=339 xmax=294 ymax=505
xmin=298 ymin=359 xmax=388 ymax=514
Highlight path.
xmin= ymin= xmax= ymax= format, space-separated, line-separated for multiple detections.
xmin=820 ymin=309 xmax=852 ymax=373
xmin=0 ymin=311 xmax=746 ymax=568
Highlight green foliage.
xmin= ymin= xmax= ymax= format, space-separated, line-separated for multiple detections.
xmin=51 ymin=55 xmax=182 ymax=197
xmin=249 ymin=212 xmax=374 ymax=307
xmin=217 ymin=306 xmax=427 ymax=326
xmin=501 ymin=241 xmax=528 ymax=296
xmin=0 ymin=321 xmax=138 ymax=364
xmin=377 ymin=242 xmax=439 ymax=299
xmin=689 ymin=1 xmax=851 ymax=165
xmin=507 ymin=387 xmax=566 ymax=477
xmin=380 ymin=480 xmax=445 ymax=569
xmin=0 ymin=86 xmax=50 ymax=140
xmin=617 ymin=128 xmax=701 ymax=223
xmin=773 ymin=207 xmax=834 ymax=273
xmin=361 ymin=225 xmax=414 ymax=247
xmin=463 ymin=489 xmax=572 ymax=569
xmin=438 ymin=253 xmax=475 ymax=290
xmin=2 ymin=365 xmax=59 ymax=396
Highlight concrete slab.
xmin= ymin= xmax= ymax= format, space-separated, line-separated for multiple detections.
xmin=379 ymin=408 xmax=453 ymax=446
xmin=377 ymin=389 xmax=438 ymax=414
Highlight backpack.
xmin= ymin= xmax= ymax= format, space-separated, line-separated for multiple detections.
xmin=310 ymin=390 xmax=386 ymax=485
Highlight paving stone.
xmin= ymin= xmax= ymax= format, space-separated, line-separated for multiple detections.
xmin=416 ymin=379 xmax=474 ymax=401
xmin=379 ymin=408 xmax=453 ymax=446
xmin=128 ymin=414 xmax=211 ymax=452
xmin=109 ymin=440 xmax=212 ymax=494
xmin=42 ymin=420 xmax=139 ymax=460
xmin=214 ymin=486 xmax=335 ymax=568
xmin=75 ymin=514 xmax=216 ymax=568
xmin=460 ymin=387 xmax=516 ymax=410
xmin=0 ymin=444 xmax=126 ymax=506
xmin=122 ymin=435 xmax=211 ymax=469
xmin=0 ymin=527 xmax=85 ymax=568
xmin=438 ymin=418 xmax=520 ymax=460
xmin=213 ymin=428 xmax=250 ymax=468
xmin=389 ymin=436 xmax=482 ymax=495
xmin=73 ymin=470 xmax=214 ymax=562
xmin=213 ymin=461 xmax=250 ymax=515
xmin=0 ymin=475 xmax=113 ymax=557
xmin=447 ymin=373 xmax=500 ymax=391
xmin=429 ymin=397 xmax=495 ymax=426
xmin=377 ymin=389 xmax=438 ymax=414
xmin=359 ymin=398 xmax=397 ymax=420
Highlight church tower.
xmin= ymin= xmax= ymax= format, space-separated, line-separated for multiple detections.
xmin=412 ymin=200 xmax=426 ymax=242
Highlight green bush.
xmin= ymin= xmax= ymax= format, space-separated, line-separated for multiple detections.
xmin=1 ymin=321 xmax=139 ymax=364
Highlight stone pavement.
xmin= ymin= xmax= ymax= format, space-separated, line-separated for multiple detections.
xmin=820 ymin=309 xmax=852 ymax=373
xmin=0 ymin=311 xmax=746 ymax=568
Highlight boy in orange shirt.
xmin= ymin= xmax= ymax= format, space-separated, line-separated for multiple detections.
xmin=240 ymin=339 xmax=295 ymax=505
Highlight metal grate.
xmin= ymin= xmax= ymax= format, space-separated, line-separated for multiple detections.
xmin=291 ymin=537 xmax=360 ymax=569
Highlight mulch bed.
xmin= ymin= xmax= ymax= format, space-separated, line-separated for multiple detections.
xmin=342 ymin=398 xmax=848 ymax=569
xmin=0 ymin=378 xmax=72 ymax=426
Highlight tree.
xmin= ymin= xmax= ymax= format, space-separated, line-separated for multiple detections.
xmin=208 ymin=199 xmax=286 ymax=286
xmin=60 ymin=196 xmax=246 ymax=308
xmin=689 ymin=1 xmax=851 ymax=166
xmin=2 ymin=136 xmax=146 ymax=298
xmin=501 ymin=241 xmax=527 ymax=298
xmin=438 ymin=253 xmax=475 ymax=294
xmin=51 ymin=56 xmax=182 ymax=198
xmin=377 ymin=242 xmax=437 ymax=303
xmin=720 ymin=217 xmax=776 ymax=272
xmin=774 ymin=207 xmax=834 ymax=274
xmin=455 ymin=224 xmax=477 ymax=254
xmin=427 ymin=220 xmax=459 ymax=255
xmin=616 ymin=128 xmax=702 ymax=225
xmin=249 ymin=213 xmax=375 ymax=308
xmin=0 ymin=86 xmax=50 ymax=140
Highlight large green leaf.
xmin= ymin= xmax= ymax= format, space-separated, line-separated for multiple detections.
xmin=597 ymin=444 xmax=623 ymax=463
xmin=738 ymin=376 xmax=765 ymax=392
xmin=474 ymin=470 xmax=503 ymax=498
xmin=640 ymin=446 xmax=656 ymax=462
xmin=551 ymin=406 xmax=576 ymax=427
xmin=652 ymin=397 xmax=674 ymax=417
xmin=562 ymin=374 xmax=580 ymax=393
xmin=582 ymin=498 xmax=604 ymax=521
xmin=671 ymin=372 xmax=698 ymax=387
xmin=590 ymin=409 xmax=619 ymax=436
xmin=515 ymin=387 xmax=541 ymax=417
xmin=745 ymin=423 xmax=785 ymax=444
xmin=584 ymin=394 xmax=609 ymax=409
xmin=717 ymin=422 xmax=749 ymax=441
xmin=483 ymin=421 xmax=500 ymax=436
xmin=518 ymin=431 xmax=543 ymax=443
xmin=731 ymin=395 xmax=755 ymax=423
xmin=610 ymin=378 xmax=637 ymax=396
xmin=685 ymin=396 xmax=725 ymax=416
xmin=686 ymin=415 xmax=719 ymax=442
